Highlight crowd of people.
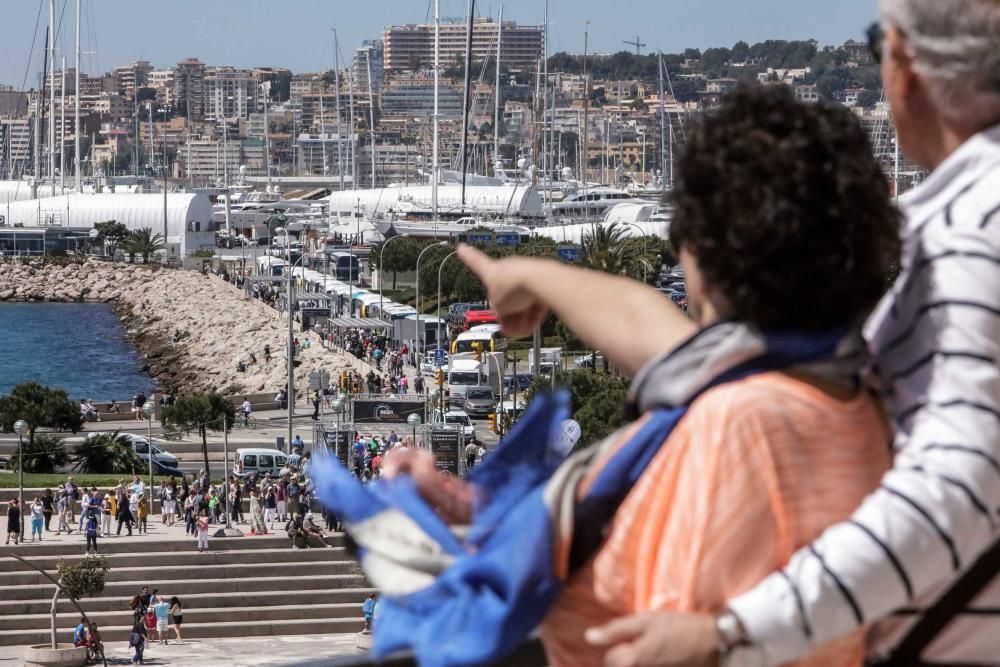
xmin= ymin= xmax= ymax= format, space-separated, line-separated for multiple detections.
xmin=125 ymin=586 xmax=184 ymax=664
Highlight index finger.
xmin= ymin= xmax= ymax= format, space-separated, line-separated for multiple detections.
xmin=457 ymin=243 xmax=495 ymax=281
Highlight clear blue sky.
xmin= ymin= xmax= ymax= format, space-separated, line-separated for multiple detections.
xmin=0 ymin=0 xmax=879 ymax=89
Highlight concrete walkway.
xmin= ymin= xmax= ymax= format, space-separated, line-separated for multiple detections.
xmin=0 ymin=632 xmax=362 ymax=665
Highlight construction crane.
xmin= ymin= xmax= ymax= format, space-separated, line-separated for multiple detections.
xmin=623 ymin=35 xmax=646 ymax=56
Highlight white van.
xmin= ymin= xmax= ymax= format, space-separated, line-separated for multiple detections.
xmin=234 ymin=448 xmax=289 ymax=479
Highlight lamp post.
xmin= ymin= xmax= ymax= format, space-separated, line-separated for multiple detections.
xmin=436 ymin=250 xmax=458 ymax=356
xmin=485 ymin=353 xmax=505 ymax=436
xmin=378 ymin=234 xmax=410 ymax=314
xmin=619 ymin=221 xmax=649 ymax=283
xmin=278 ymin=227 xmax=310 ymax=455
xmin=13 ymin=419 xmax=28 ymax=536
xmin=142 ymin=401 xmax=155 ymax=512
xmin=407 ymin=412 xmax=422 ymax=448
xmin=415 ymin=241 xmax=448 ymax=363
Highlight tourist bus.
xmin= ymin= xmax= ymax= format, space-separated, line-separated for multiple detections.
xmin=451 ymin=326 xmax=507 ymax=355
xmin=327 ymin=251 xmax=361 ymax=282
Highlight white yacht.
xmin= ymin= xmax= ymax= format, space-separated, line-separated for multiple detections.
xmin=550 ymin=185 xmax=649 ymax=220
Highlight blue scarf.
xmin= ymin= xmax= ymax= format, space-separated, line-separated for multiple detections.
xmin=310 ymin=323 xmax=864 ymax=667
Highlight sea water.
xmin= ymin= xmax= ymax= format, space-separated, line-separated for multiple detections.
xmin=0 ymin=302 xmax=155 ymax=399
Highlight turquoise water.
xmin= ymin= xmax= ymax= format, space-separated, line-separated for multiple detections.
xmin=0 ymin=302 xmax=155 ymax=399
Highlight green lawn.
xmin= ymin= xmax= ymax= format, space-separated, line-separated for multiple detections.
xmin=0 ymin=473 xmax=181 ymax=490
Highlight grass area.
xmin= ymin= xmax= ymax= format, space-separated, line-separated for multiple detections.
xmin=0 ymin=473 xmax=180 ymax=490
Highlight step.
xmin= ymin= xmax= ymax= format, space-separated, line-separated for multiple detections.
xmin=0 ymin=616 xmax=366 ymax=646
xmin=2 ymin=573 xmax=368 ymax=600
xmin=0 ymin=533 xmax=343 ymax=557
xmin=2 ymin=602 xmax=363 ymax=631
xmin=0 ymin=587 xmax=375 ymax=616
xmin=0 ymin=558 xmax=363 ymax=587
xmin=0 ymin=545 xmax=349 ymax=573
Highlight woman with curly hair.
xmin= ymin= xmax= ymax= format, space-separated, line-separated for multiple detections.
xmin=378 ymin=84 xmax=903 ymax=667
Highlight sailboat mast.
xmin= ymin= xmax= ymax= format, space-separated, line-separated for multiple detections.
xmin=460 ymin=0 xmax=475 ymax=207
xmin=333 ymin=29 xmax=344 ymax=192
xmin=582 ymin=21 xmax=589 ymax=219
xmin=366 ymin=54 xmax=376 ymax=188
xmin=49 ymin=0 xmax=56 ymax=181
xmin=658 ymin=53 xmax=667 ymax=189
xmin=494 ymin=4 xmax=502 ymax=177
xmin=347 ymin=61 xmax=356 ymax=190
xmin=542 ymin=0 xmax=548 ymax=208
xmin=432 ymin=0 xmax=440 ymax=222
xmin=60 ymin=59 xmax=66 ymax=189
xmin=75 ymin=0 xmax=81 ymax=191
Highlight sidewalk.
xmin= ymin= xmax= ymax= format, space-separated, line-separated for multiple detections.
xmin=0 ymin=632 xmax=362 ymax=665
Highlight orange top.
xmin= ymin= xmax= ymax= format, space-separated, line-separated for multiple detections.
xmin=542 ymin=372 xmax=891 ymax=667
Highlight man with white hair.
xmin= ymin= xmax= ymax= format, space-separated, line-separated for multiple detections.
xmin=582 ymin=1 xmax=1000 ymax=665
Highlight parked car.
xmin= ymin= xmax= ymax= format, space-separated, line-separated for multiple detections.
xmin=420 ymin=350 xmax=449 ymax=375
xmin=234 ymin=448 xmax=289 ymax=479
xmin=463 ymin=386 xmax=497 ymax=417
xmin=503 ymin=374 xmax=534 ymax=394
xmin=85 ymin=432 xmax=179 ymax=469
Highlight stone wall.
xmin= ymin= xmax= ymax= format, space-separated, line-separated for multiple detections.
xmin=0 ymin=259 xmax=338 ymax=397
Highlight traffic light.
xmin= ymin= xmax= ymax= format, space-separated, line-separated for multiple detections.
xmin=434 ymin=368 xmax=444 ymax=384
xmin=472 ymin=341 xmax=483 ymax=361
xmin=487 ymin=413 xmax=497 ymax=433
xmin=340 ymin=371 xmax=350 ymax=391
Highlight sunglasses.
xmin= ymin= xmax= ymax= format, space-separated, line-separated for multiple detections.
xmin=866 ymin=21 xmax=885 ymax=64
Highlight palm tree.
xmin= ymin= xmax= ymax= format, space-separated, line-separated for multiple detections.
xmin=126 ymin=227 xmax=166 ymax=264
xmin=72 ymin=432 xmax=143 ymax=474
xmin=161 ymin=393 xmax=235 ymax=479
xmin=12 ymin=435 xmax=69 ymax=474
xmin=581 ymin=223 xmax=654 ymax=282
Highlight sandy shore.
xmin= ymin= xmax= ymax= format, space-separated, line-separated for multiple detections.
xmin=0 ymin=259 xmax=355 ymax=396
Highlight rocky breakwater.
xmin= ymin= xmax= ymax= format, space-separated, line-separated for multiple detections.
xmin=0 ymin=259 xmax=351 ymax=396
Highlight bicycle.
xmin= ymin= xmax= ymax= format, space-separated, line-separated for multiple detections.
xmin=237 ymin=413 xmax=257 ymax=430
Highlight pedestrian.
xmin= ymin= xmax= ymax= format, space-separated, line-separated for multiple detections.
xmin=263 ymin=483 xmax=277 ymax=530
xmin=275 ymin=480 xmax=287 ymax=521
xmin=465 ymin=441 xmax=478 ymax=471
xmin=100 ymin=491 xmax=113 ymax=537
xmin=5 ymin=499 xmax=21 ymax=545
xmin=84 ymin=508 xmax=99 ymax=554
xmin=162 ymin=485 xmax=176 ymax=527
xmin=249 ymin=490 xmax=266 ymax=535
xmin=363 ymin=593 xmax=378 ymax=632
xmin=136 ymin=494 xmax=148 ymax=534
xmin=183 ymin=494 xmax=195 ymax=536
xmin=56 ymin=491 xmax=71 ymax=534
xmin=116 ymin=494 xmax=134 ymax=536
xmin=40 ymin=489 xmax=53 ymax=532
xmin=129 ymin=615 xmax=146 ymax=664
xmin=153 ymin=596 xmax=170 ymax=644
xmin=286 ymin=475 xmax=301 ymax=517
xmin=195 ymin=509 xmax=210 ymax=552
xmin=30 ymin=497 xmax=44 ymax=542
xmin=142 ymin=608 xmax=156 ymax=651
xmin=169 ymin=597 xmax=183 ymax=643
xmin=311 ymin=389 xmax=321 ymax=420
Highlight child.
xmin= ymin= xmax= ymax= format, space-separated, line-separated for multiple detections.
xmin=84 ymin=509 xmax=99 ymax=554
xmin=136 ymin=495 xmax=148 ymax=534
xmin=129 ymin=615 xmax=147 ymax=664
xmin=196 ymin=509 xmax=209 ymax=553
xmin=362 ymin=593 xmax=378 ymax=632
xmin=153 ymin=597 xmax=170 ymax=645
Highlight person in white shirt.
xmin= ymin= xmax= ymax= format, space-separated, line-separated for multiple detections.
xmin=240 ymin=398 xmax=252 ymax=420
xmin=569 ymin=2 xmax=1000 ymax=665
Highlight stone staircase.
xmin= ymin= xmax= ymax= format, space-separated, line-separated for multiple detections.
xmin=0 ymin=533 xmax=371 ymax=647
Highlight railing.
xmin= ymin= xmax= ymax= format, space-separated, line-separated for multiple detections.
xmin=283 ymin=638 xmax=548 ymax=667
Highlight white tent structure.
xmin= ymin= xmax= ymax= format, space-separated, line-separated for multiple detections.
xmin=0 ymin=193 xmax=215 ymax=257
xmin=531 ymin=218 xmax=671 ymax=245
xmin=0 ymin=181 xmax=69 ymax=203
xmin=327 ymin=183 xmax=544 ymax=221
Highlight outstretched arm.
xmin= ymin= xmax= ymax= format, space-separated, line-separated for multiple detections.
xmin=457 ymin=245 xmax=695 ymax=377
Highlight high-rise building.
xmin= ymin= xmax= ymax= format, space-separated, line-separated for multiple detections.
xmin=174 ymin=58 xmax=206 ymax=120
xmin=111 ymin=60 xmax=154 ymax=98
xmin=204 ymin=67 xmax=258 ymax=122
xmin=352 ymin=40 xmax=385 ymax=93
xmin=383 ymin=18 xmax=543 ymax=73
xmin=148 ymin=69 xmax=176 ymax=107
xmin=0 ymin=118 xmax=33 ymax=179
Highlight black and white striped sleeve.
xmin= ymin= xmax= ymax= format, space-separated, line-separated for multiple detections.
xmin=727 ymin=185 xmax=1000 ymax=665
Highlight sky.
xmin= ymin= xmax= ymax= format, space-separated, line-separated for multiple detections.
xmin=0 ymin=0 xmax=880 ymax=89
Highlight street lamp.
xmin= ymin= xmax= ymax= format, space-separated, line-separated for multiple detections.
xmin=620 ymin=221 xmax=649 ymax=283
xmin=143 ymin=401 xmax=155 ymax=515
xmin=278 ymin=226 xmax=310 ymax=455
xmin=378 ymin=234 xmax=410 ymax=314
xmin=406 ymin=412 xmax=422 ymax=447
xmin=436 ymin=250 xmax=458 ymax=356
xmin=13 ymin=419 xmax=28 ymax=537
xmin=415 ymin=241 xmax=449 ymax=364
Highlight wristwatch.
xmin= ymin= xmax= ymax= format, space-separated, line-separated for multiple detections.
xmin=716 ymin=609 xmax=766 ymax=667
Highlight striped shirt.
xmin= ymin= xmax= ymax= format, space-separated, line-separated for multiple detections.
xmin=729 ymin=123 xmax=1000 ymax=664
xmin=541 ymin=373 xmax=891 ymax=667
